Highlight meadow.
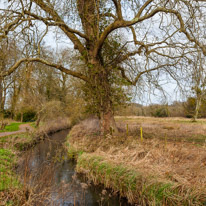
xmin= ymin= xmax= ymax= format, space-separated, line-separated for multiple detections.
xmin=67 ymin=116 xmax=206 ymax=205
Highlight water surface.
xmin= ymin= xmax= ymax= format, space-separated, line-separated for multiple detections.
xmin=18 ymin=129 xmax=130 ymax=206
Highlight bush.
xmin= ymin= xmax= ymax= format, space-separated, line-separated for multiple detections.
xmin=152 ymin=107 xmax=169 ymax=117
xmin=3 ymin=110 xmax=13 ymax=119
xmin=15 ymin=110 xmax=36 ymax=122
xmin=184 ymin=97 xmax=196 ymax=118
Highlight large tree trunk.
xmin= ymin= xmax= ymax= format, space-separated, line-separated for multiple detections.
xmin=100 ymin=101 xmax=118 ymax=135
xmin=77 ymin=1 xmax=118 ymax=134
xmin=90 ymin=62 xmax=118 ymax=135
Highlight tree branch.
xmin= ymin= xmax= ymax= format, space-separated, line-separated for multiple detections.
xmin=111 ymin=0 xmax=123 ymax=20
xmin=117 ymin=61 xmax=181 ymax=86
xmin=136 ymin=0 xmax=154 ymax=18
xmin=1 ymin=58 xmax=89 ymax=83
xmin=32 ymin=0 xmax=86 ymax=55
xmin=0 ymin=15 xmax=22 ymax=40
xmin=24 ymin=10 xmax=88 ymax=40
xmin=132 ymin=8 xmax=206 ymax=55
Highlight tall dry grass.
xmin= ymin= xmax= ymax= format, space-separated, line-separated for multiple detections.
xmin=67 ymin=117 xmax=206 ymax=205
xmin=35 ymin=117 xmax=71 ymax=137
xmin=115 ymin=116 xmax=206 ymax=142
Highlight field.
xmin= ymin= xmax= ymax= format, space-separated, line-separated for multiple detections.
xmin=115 ymin=116 xmax=206 ymax=145
xmin=67 ymin=116 xmax=206 ymax=205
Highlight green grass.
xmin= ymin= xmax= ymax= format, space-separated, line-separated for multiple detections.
xmin=67 ymin=145 xmax=84 ymax=159
xmin=0 ymin=148 xmax=23 ymax=205
xmin=0 ymin=133 xmax=33 ymax=153
xmin=0 ymin=133 xmax=32 ymax=145
xmin=186 ymin=134 xmax=206 ymax=144
xmin=76 ymin=153 xmax=205 ymax=205
xmin=0 ymin=122 xmax=23 ymax=133
xmin=0 ymin=135 xmax=9 ymax=143
xmin=0 ymin=127 xmax=41 ymax=205
xmin=0 ymin=148 xmax=19 ymax=191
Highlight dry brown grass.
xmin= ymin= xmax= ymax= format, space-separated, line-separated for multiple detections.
xmin=0 ymin=188 xmax=28 ymax=206
xmin=35 ymin=117 xmax=71 ymax=137
xmin=67 ymin=117 xmax=206 ymax=205
xmin=115 ymin=116 xmax=206 ymax=143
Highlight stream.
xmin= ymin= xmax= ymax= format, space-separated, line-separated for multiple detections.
xmin=18 ymin=129 xmax=130 ymax=206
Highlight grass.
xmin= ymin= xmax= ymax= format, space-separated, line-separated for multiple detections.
xmin=29 ymin=122 xmax=37 ymax=128
xmin=0 ymin=131 xmax=33 ymax=205
xmin=115 ymin=116 xmax=206 ymax=145
xmin=0 ymin=122 xmax=23 ymax=133
xmin=67 ymin=117 xmax=206 ymax=205
xmin=67 ymin=145 xmax=84 ymax=159
xmin=0 ymin=133 xmax=32 ymax=150
xmin=77 ymin=153 xmax=205 ymax=205
xmin=0 ymin=118 xmax=72 ymax=205
xmin=0 ymin=134 xmax=33 ymax=205
xmin=0 ymin=148 xmax=19 ymax=191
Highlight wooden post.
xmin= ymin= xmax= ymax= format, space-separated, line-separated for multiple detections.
xmin=140 ymin=126 xmax=143 ymax=141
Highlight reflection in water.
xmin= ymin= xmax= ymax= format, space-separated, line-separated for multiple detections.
xmin=18 ymin=129 xmax=130 ymax=206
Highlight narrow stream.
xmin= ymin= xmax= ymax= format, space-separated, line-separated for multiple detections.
xmin=18 ymin=129 xmax=130 ymax=206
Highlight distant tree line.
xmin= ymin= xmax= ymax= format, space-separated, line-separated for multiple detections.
xmin=116 ymin=97 xmax=206 ymax=119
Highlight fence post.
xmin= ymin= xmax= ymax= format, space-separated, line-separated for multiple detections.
xmin=126 ymin=124 xmax=129 ymax=136
xmin=140 ymin=126 xmax=143 ymax=141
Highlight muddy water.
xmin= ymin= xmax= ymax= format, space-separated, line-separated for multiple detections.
xmin=18 ymin=129 xmax=130 ymax=206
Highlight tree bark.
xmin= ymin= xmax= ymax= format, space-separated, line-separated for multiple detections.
xmin=100 ymin=101 xmax=118 ymax=135
xmin=193 ymin=96 xmax=202 ymax=122
xmin=0 ymin=77 xmax=3 ymax=114
xmin=36 ymin=116 xmax=41 ymax=128
xmin=89 ymin=61 xmax=118 ymax=135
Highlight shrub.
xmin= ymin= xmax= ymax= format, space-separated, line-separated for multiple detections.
xmin=152 ymin=107 xmax=169 ymax=117
xmin=15 ymin=110 xmax=37 ymax=122
xmin=3 ymin=110 xmax=13 ymax=119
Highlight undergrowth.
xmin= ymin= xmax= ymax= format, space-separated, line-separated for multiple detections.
xmin=0 ymin=148 xmax=19 ymax=191
xmin=0 ymin=118 xmax=71 ymax=205
xmin=76 ymin=153 xmax=205 ymax=205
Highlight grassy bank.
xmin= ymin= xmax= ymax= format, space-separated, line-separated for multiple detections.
xmin=0 ymin=133 xmax=30 ymax=205
xmin=66 ymin=117 xmax=206 ymax=205
xmin=77 ymin=153 xmax=204 ymax=205
xmin=0 ymin=148 xmax=19 ymax=190
xmin=0 ymin=118 xmax=71 ymax=205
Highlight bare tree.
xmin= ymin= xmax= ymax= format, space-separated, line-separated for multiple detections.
xmin=186 ymin=52 xmax=206 ymax=121
xmin=1 ymin=0 xmax=206 ymax=134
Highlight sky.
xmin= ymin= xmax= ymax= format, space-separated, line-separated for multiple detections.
xmin=42 ymin=28 xmax=186 ymax=105
xmin=0 ymin=0 xmax=192 ymax=105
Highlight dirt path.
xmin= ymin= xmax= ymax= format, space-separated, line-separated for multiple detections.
xmin=0 ymin=124 xmax=33 ymax=137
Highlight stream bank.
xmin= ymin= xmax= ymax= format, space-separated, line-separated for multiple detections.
xmin=66 ymin=118 xmax=206 ymax=206
xmin=17 ymin=129 xmax=130 ymax=205
xmin=1 ymin=126 xmax=130 ymax=205
xmin=0 ymin=119 xmax=72 ymax=205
